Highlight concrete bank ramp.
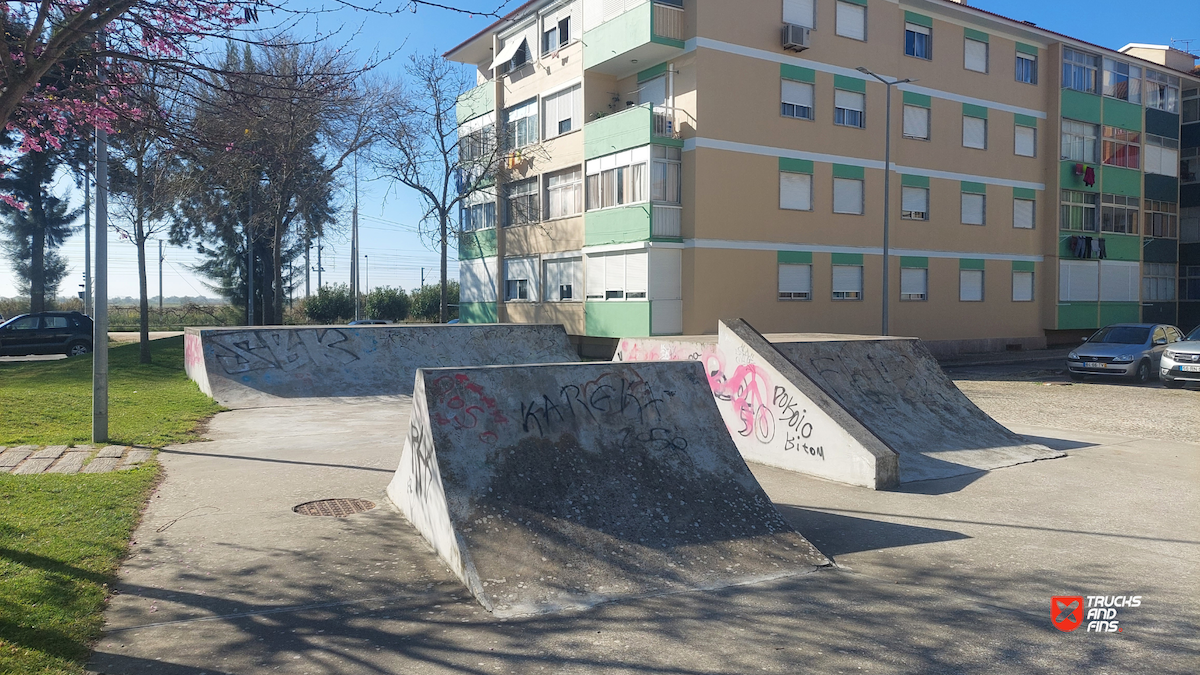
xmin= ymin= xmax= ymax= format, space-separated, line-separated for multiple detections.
xmin=184 ymin=324 xmax=578 ymax=408
xmin=614 ymin=320 xmax=1061 ymax=488
xmin=387 ymin=361 xmax=830 ymax=617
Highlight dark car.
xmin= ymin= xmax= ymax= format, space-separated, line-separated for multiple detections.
xmin=0 ymin=312 xmax=94 ymax=357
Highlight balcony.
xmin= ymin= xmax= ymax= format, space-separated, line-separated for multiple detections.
xmin=585 ymin=104 xmax=682 ymax=160
xmin=583 ymin=1 xmax=686 ymax=77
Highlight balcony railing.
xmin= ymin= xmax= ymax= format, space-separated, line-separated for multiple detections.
xmin=652 ymin=2 xmax=684 ymax=42
xmin=652 ymin=105 xmax=680 ymax=139
xmin=652 ymin=205 xmax=682 ymax=237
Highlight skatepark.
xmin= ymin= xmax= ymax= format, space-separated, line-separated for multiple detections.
xmin=87 ymin=322 xmax=1199 ymax=673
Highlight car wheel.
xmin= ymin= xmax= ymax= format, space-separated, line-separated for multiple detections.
xmin=66 ymin=341 xmax=92 ymax=357
xmin=1164 ymin=379 xmax=1184 ymax=389
xmin=1069 ymin=372 xmax=1085 ymax=382
xmin=1133 ymin=360 xmax=1151 ymax=384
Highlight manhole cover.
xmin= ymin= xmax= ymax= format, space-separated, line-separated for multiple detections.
xmin=293 ymin=499 xmax=376 ymax=517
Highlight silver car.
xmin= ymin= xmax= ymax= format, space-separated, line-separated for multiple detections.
xmin=1066 ymin=323 xmax=1183 ymax=383
xmin=1160 ymin=324 xmax=1200 ymax=389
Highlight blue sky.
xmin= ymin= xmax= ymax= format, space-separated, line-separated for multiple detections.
xmin=2 ymin=0 xmax=1197 ymax=300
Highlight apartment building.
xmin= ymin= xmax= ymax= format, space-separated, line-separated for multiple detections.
xmin=448 ymin=0 xmax=1200 ymax=351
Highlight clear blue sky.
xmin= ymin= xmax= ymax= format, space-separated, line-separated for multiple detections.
xmin=2 ymin=0 xmax=1196 ymax=301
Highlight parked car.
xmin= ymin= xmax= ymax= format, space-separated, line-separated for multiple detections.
xmin=1066 ymin=323 xmax=1183 ymax=383
xmin=347 ymin=319 xmax=391 ymax=325
xmin=1160 ymin=324 xmax=1200 ymax=389
xmin=0 ymin=311 xmax=94 ymax=357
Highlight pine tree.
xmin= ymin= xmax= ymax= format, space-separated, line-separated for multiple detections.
xmin=0 ymin=150 xmax=80 ymax=311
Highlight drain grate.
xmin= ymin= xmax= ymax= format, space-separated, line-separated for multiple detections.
xmin=293 ymin=498 xmax=376 ymax=517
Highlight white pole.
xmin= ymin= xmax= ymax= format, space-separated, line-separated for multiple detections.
xmin=93 ymin=121 xmax=109 ymax=442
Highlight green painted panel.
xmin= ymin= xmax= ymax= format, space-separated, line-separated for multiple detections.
xmin=458 ymin=228 xmax=497 ymax=260
xmin=963 ymin=27 xmax=989 ymax=43
xmin=833 ymin=74 xmax=867 ymax=93
xmin=831 ymin=252 xmax=864 ymax=265
xmin=1062 ymin=89 xmax=1102 ymax=124
xmin=959 ymin=258 xmax=986 ymax=270
xmin=961 ymin=181 xmax=987 ymax=194
xmin=456 ymin=82 xmax=494 ymax=125
xmin=840 ymin=0 xmax=867 ymax=5
xmin=1144 ymin=237 xmax=1179 ymax=263
xmin=458 ymin=302 xmax=497 ymax=324
xmin=904 ymin=11 xmax=933 ymax=28
xmin=584 ymin=106 xmax=651 ymax=159
xmin=779 ymin=157 xmax=814 ymax=174
xmin=900 ymin=256 xmax=928 ymax=268
xmin=1014 ymin=113 xmax=1038 ymax=128
xmin=1145 ymin=173 xmax=1178 ymax=202
xmin=585 ymin=204 xmax=651 ymax=246
xmin=1060 ymin=161 xmax=1100 ymax=192
xmin=1016 ymin=42 xmax=1039 ymax=56
xmin=1102 ymin=166 xmax=1141 ymax=198
xmin=780 ymin=64 xmax=816 ymax=83
xmin=902 ymin=174 xmax=930 ymax=188
xmin=902 ymin=91 xmax=932 ymax=108
xmin=1100 ymin=302 xmax=1140 ymax=325
xmin=833 ymin=163 xmax=865 ymax=180
xmin=1058 ymin=302 xmax=1098 ymax=329
xmin=1012 ymin=260 xmax=1035 ymax=272
xmin=586 ymin=301 xmax=651 ymax=337
xmin=1102 ymin=97 xmax=1142 ymax=131
xmin=778 ymin=250 xmax=813 ymax=264
xmin=1013 ymin=187 xmax=1037 ymax=199
xmin=638 ymin=62 xmax=668 ymax=82
xmin=583 ymin=1 xmax=653 ymax=70
xmin=1103 ymin=233 xmax=1141 ymax=261
xmin=962 ymin=102 xmax=989 ymax=119
xmin=1145 ymin=108 xmax=1180 ymax=139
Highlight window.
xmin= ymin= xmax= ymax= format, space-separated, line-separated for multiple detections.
xmin=651 ymin=146 xmax=682 ymax=203
xmin=1183 ymin=206 xmax=1200 ymax=243
xmin=1101 ymin=126 xmax=1140 ymax=169
xmin=1180 ymin=265 xmax=1200 ymax=300
xmin=901 ymin=187 xmax=928 ymax=220
xmin=782 ymin=79 xmax=815 ymax=120
xmin=1012 ymin=271 xmax=1034 ymax=301
xmin=964 ymin=38 xmax=988 ymax=73
xmin=1144 ymin=134 xmax=1179 ymax=177
xmin=1183 ymin=147 xmax=1200 ymax=185
xmin=832 ymin=264 xmax=863 ymax=300
xmin=1013 ymin=198 xmax=1035 ymax=229
xmin=1146 ymin=70 xmax=1180 ymax=113
xmin=1100 ymin=194 xmax=1139 ymax=234
xmin=505 ymin=177 xmax=539 ymax=226
xmin=504 ymin=256 xmax=538 ymax=301
xmin=1062 ymin=48 xmax=1099 ymax=93
xmin=778 ymin=263 xmax=812 ymax=300
xmin=460 ymin=123 xmax=495 ymax=163
xmin=1184 ymin=88 xmax=1199 ymax=124
xmin=585 ymin=250 xmax=648 ymax=300
xmin=7 ymin=316 xmax=38 ymax=330
xmin=1061 ymin=119 xmax=1099 ymax=163
xmin=1144 ymin=200 xmax=1178 ymax=238
xmin=834 ymin=89 xmax=865 ymax=128
xmin=1015 ymin=52 xmax=1037 ymax=84
xmin=963 ymin=116 xmax=987 ymax=149
xmin=542 ymin=85 xmax=581 ymax=140
xmin=1143 ymin=263 xmax=1176 ymax=302
xmin=545 ymin=167 xmax=582 ymax=219
xmin=780 ymin=171 xmax=813 ymax=210
xmin=1015 ymin=125 xmax=1036 ymax=157
xmin=906 ymin=22 xmax=931 ymax=60
xmin=1060 ymin=190 xmax=1099 ymax=231
xmin=586 ymin=148 xmax=648 ymax=210
xmin=835 ymin=1 xmax=866 ymax=41
xmin=504 ymin=98 xmax=538 ymax=149
xmin=638 ymin=75 xmax=668 ymax=107
xmin=1059 ymin=260 xmax=1098 ymax=301
xmin=960 ymin=269 xmax=984 ymax=301
xmin=961 ymin=192 xmax=985 ymax=225
xmin=1102 ymin=58 xmax=1142 ymax=103
xmin=833 ymin=177 xmax=864 ymax=214
xmin=902 ymin=105 xmax=930 ymax=140
xmin=544 ymin=256 xmax=582 ymax=302
xmin=783 ymin=0 xmax=815 ymax=29
xmin=900 ymin=268 xmax=927 ymax=301
xmin=461 ymin=200 xmax=496 ymax=231
xmin=541 ymin=12 xmax=570 ymax=55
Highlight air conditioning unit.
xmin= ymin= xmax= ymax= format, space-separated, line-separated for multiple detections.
xmin=783 ymin=24 xmax=810 ymax=52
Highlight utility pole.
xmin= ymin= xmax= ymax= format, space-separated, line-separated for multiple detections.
xmin=305 ymin=238 xmax=311 ymax=298
xmin=365 ymin=254 xmax=369 ymax=297
xmin=93 ymin=66 xmax=110 ymax=443
xmin=316 ymin=237 xmax=323 ymax=289
xmin=421 ymin=267 xmax=425 ymax=288
xmin=352 ymin=153 xmax=360 ymax=321
xmin=158 ymin=240 xmax=163 ymax=312
xmin=84 ymin=165 xmax=92 ymax=316
xmin=247 ymin=184 xmax=254 ymax=326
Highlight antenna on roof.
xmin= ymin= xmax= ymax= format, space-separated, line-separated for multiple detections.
xmin=1170 ymin=38 xmax=1195 ymax=53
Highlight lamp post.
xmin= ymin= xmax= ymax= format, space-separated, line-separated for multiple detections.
xmin=856 ymin=67 xmax=915 ymax=337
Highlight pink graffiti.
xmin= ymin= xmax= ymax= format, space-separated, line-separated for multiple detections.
xmin=184 ymin=333 xmax=205 ymax=371
xmin=429 ymin=373 xmax=509 ymax=443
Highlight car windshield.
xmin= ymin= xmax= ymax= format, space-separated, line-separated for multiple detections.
xmin=1187 ymin=326 xmax=1200 ymax=341
xmin=1088 ymin=326 xmax=1150 ymax=345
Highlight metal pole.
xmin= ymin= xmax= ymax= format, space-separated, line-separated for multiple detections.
xmin=305 ymin=238 xmax=311 ymax=298
xmin=158 ymin=239 xmax=163 ymax=312
xmin=882 ymin=83 xmax=892 ymax=337
xmin=247 ymin=185 xmax=254 ymax=326
xmin=365 ymin=254 xmax=369 ymax=297
xmin=421 ymin=267 xmax=425 ymax=288
xmin=352 ymin=153 xmax=360 ymax=321
xmin=93 ymin=118 xmax=109 ymax=442
xmin=317 ymin=238 xmax=322 ymax=289
xmin=84 ymin=165 xmax=92 ymax=316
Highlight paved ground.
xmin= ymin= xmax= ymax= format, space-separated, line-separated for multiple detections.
xmin=0 ymin=445 xmax=152 ymax=474
xmin=88 ymin=379 xmax=1199 ymax=674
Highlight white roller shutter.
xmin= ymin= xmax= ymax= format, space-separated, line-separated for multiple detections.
xmin=832 ymin=265 xmax=863 ymax=294
xmin=903 ymin=105 xmax=929 ymax=139
xmin=459 ymin=258 xmax=497 ymax=303
xmin=784 ymin=0 xmax=815 ymax=28
xmin=586 ymin=254 xmax=605 ymax=299
xmin=960 ymin=270 xmax=984 ymax=301
xmin=836 ymin=1 xmax=866 ymax=40
xmin=638 ymin=75 xmax=667 ymax=107
xmin=780 ymin=172 xmax=812 ymax=210
xmin=902 ymin=187 xmax=928 ymax=214
xmin=1100 ymin=260 xmax=1140 ymax=302
xmin=782 ymin=79 xmax=813 ymax=108
xmin=901 ymin=268 xmax=927 ymax=298
xmin=833 ymin=178 xmax=863 ymax=214
xmin=778 ymin=264 xmax=812 ymax=295
xmin=961 ymin=193 xmax=985 ymax=225
xmin=1012 ymin=271 xmax=1034 ymax=301
xmin=1059 ymin=260 xmax=1099 ymax=302
xmin=1013 ymin=198 xmax=1035 ymax=229
xmin=604 ymin=253 xmax=626 ymax=296
xmin=649 ymin=248 xmax=681 ymax=301
xmin=1162 ymin=146 xmax=1179 ymax=177
xmin=1144 ymin=143 xmax=1162 ymax=175
xmin=1015 ymin=126 xmax=1036 ymax=156
xmin=626 ymin=250 xmax=648 ymax=297
xmin=834 ymin=89 xmax=864 ymax=112
xmin=964 ymin=39 xmax=988 ymax=72
xmin=963 ymin=116 xmax=987 ymax=149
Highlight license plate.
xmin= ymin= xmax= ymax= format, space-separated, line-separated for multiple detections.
xmin=1182 ymin=365 xmax=1200 ymax=373
xmin=1085 ymin=362 xmax=1108 ymax=369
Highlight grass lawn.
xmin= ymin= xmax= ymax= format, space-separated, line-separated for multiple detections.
xmin=0 ymin=336 xmax=222 ymax=447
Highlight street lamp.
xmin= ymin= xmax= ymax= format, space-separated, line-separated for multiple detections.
xmin=856 ymin=67 xmax=915 ymax=337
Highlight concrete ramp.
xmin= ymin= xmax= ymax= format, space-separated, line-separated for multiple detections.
xmin=184 ymin=324 xmax=578 ymax=408
xmin=386 ymin=361 xmax=830 ymax=617
xmin=614 ymin=320 xmax=1062 ymax=488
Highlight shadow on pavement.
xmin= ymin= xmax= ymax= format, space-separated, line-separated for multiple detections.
xmin=774 ymin=505 xmax=970 ymax=558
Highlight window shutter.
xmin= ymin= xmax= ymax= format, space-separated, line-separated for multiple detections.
xmin=1015 ymin=126 xmax=1036 ymax=156
xmin=778 ymin=264 xmax=812 ymax=294
xmin=639 ymin=75 xmax=668 ymax=107
xmin=961 ymin=193 xmax=985 ymax=224
xmin=780 ymin=172 xmax=812 ymax=210
xmin=1012 ymin=271 xmax=1034 ymax=301
xmin=963 ymin=116 xmax=986 ymax=148
xmin=782 ymin=80 xmax=813 ymax=107
xmin=902 ymin=187 xmax=927 ymax=213
xmin=960 ymin=270 xmax=984 ymax=301
xmin=964 ymin=39 xmax=988 ymax=72
xmin=604 ymin=253 xmax=626 ymax=294
xmin=460 ymin=258 xmax=495 ymax=303
xmin=905 ymin=22 xmax=931 ymax=37
xmin=586 ymin=254 xmax=606 ymax=298
xmin=542 ymin=93 xmax=558 ymax=139
xmin=1059 ymin=260 xmax=1099 ymax=302
xmin=833 ymin=178 xmax=863 ymax=214
xmin=649 ymin=248 xmax=681 ymax=300
xmin=1013 ymin=198 xmax=1035 ymax=229
xmin=783 ymin=0 xmax=815 ymax=28
xmin=1144 ymin=143 xmax=1162 ymax=175
xmin=901 ymin=268 xmax=927 ymax=296
xmin=834 ymin=89 xmax=864 ymax=112
xmin=626 ymin=251 xmax=648 ymax=296
xmin=1100 ymin=261 xmax=1140 ymax=302
xmin=832 ymin=265 xmax=862 ymax=293
xmin=836 ymin=2 xmax=865 ymax=40
xmin=903 ymin=105 xmax=929 ymax=138
xmin=543 ymin=259 xmax=562 ymax=300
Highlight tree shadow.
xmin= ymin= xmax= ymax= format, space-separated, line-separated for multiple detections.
xmin=773 ymin=504 xmax=970 ymax=558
